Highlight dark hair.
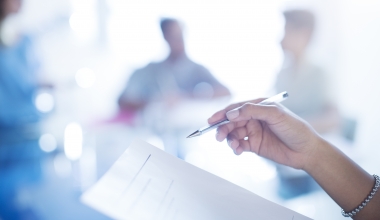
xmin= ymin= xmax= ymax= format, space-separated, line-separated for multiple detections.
xmin=0 ymin=0 xmax=5 ymax=20
xmin=160 ymin=18 xmax=178 ymax=35
xmin=283 ymin=10 xmax=315 ymax=30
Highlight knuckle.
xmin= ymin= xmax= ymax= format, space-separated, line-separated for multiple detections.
xmin=275 ymin=107 xmax=286 ymax=118
xmin=228 ymin=104 xmax=236 ymax=109
xmin=226 ymin=102 xmax=241 ymax=111
xmin=268 ymin=105 xmax=286 ymax=122
xmin=270 ymin=105 xmax=284 ymax=116
xmin=240 ymin=103 xmax=256 ymax=119
xmin=242 ymin=103 xmax=254 ymax=112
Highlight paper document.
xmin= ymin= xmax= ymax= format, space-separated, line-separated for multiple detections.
xmin=81 ymin=140 xmax=312 ymax=220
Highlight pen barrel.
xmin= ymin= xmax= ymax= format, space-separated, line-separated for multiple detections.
xmin=188 ymin=91 xmax=288 ymax=138
xmin=258 ymin=91 xmax=288 ymax=105
xmin=200 ymin=119 xmax=230 ymax=134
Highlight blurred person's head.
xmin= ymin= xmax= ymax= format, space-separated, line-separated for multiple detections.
xmin=160 ymin=18 xmax=185 ymax=58
xmin=0 ymin=0 xmax=22 ymax=21
xmin=281 ymin=10 xmax=315 ymax=61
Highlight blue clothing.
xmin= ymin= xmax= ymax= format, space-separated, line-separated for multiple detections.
xmin=0 ymin=36 xmax=41 ymax=128
xmin=0 ymin=35 xmax=42 ymax=161
xmin=0 ymin=36 xmax=43 ymax=220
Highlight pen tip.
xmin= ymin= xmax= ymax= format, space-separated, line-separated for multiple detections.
xmin=186 ymin=130 xmax=201 ymax=138
xmin=283 ymin=92 xmax=289 ymax=98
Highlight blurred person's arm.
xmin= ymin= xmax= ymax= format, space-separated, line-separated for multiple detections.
xmin=208 ymin=99 xmax=380 ymax=220
xmin=118 ymin=69 xmax=150 ymax=112
xmin=194 ymin=66 xmax=231 ymax=98
xmin=212 ymin=83 xmax=231 ymax=98
xmin=118 ymin=97 xmax=146 ymax=112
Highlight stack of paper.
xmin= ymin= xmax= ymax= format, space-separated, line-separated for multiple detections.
xmin=81 ymin=140 xmax=312 ymax=220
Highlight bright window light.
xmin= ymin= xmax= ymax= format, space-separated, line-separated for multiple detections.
xmin=75 ymin=67 xmax=96 ymax=88
xmin=64 ymin=122 xmax=83 ymax=160
xmin=69 ymin=12 xmax=97 ymax=40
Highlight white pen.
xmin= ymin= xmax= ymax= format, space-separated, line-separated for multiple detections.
xmin=186 ymin=91 xmax=289 ymax=138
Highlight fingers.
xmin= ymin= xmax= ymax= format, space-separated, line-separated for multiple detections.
xmin=208 ymin=110 xmax=228 ymax=125
xmin=226 ymin=103 xmax=285 ymax=125
xmin=236 ymin=140 xmax=250 ymax=155
xmin=211 ymin=98 xmax=286 ymax=156
xmin=216 ymin=120 xmax=247 ymax=142
xmin=208 ymin=102 xmax=242 ymax=125
xmin=226 ymin=120 xmax=263 ymax=155
xmin=226 ymin=127 xmax=248 ymax=154
xmin=227 ymin=138 xmax=250 ymax=155
xmin=208 ymin=98 xmax=266 ymax=124
xmin=228 ymin=126 xmax=248 ymax=140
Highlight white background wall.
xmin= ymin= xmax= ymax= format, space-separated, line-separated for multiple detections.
xmin=15 ymin=0 xmax=380 ymax=175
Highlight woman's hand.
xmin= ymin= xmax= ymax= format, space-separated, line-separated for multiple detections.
xmin=209 ymin=99 xmax=380 ymax=219
xmin=208 ymin=99 xmax=323 ymax=170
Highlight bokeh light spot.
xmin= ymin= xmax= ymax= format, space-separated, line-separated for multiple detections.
xmin=35 ymin=92 xmax=54 ymax=113
xmin=39 ymin=133 xmax=57 ymax=152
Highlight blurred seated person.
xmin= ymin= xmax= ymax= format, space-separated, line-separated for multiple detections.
xmin=118 ymin=18 xmax=230 ymax=114
xmin=274 ymin=9 xmax=341 ymax=199
xmin=275 ymin=10 xmax=340 ymax=134
xmin=0 ymin=0 xmax=46 ymax=219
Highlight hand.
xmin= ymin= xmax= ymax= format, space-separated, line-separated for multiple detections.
xmin=208 ymin=99 xmax=323 ymax=170
xmin=210 ymin=99 xmax=380 ymax=219
xmin=164 ymin=93 xmax=183 ymax=107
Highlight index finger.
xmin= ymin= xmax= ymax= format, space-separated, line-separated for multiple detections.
xmin=207 ymin=98 xmax=266 ymax=124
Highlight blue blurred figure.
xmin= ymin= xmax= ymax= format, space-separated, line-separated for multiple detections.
xmin=118 ymin=18 xmax=230 ymax=114
xmin=0 ymin=0 xmax=45 ymax=219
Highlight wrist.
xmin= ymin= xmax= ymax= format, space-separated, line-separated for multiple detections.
xmin=303 ymin=136 xmax=334 ymax=175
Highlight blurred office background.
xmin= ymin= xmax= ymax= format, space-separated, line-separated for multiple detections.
xmin=1 ymin=0 xmax=380 ymax=219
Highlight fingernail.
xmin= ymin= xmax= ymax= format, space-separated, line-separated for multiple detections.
xmin=226 ymin=109 xmax=239 ymax=120
xmin=227 ymin=139 xmax=232 ymax=147
xmin=216 ymin=131 xmax=223 ymax=142
xmin=233 ymin=148 xmax=238 ymax=155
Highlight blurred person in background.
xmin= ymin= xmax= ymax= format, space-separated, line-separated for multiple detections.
xmin=275 ymin=9 xmax=340 ymax=134
xmin=118 ymin=18 xmax=230 ymax=115
xmin=274 ymin=9 xmax=341 ymax=200
xmin=0 ymin=0 xmax=46 ymax=219
xmin=117 ymin=18 xmax=230 ymax=158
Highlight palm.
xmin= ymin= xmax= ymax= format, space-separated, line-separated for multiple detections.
xmin=238 ymin=118 xmax=313 ymax=170
xmin=211 ymin=100 xmax=319 ymax=170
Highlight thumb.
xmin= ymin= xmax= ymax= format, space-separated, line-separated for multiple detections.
xmin=226 ymin=103 xmax=285 ymax=125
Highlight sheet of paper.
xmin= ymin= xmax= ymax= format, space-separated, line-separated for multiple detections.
xmin=81 ymin=140 xmax=313 ymax=220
